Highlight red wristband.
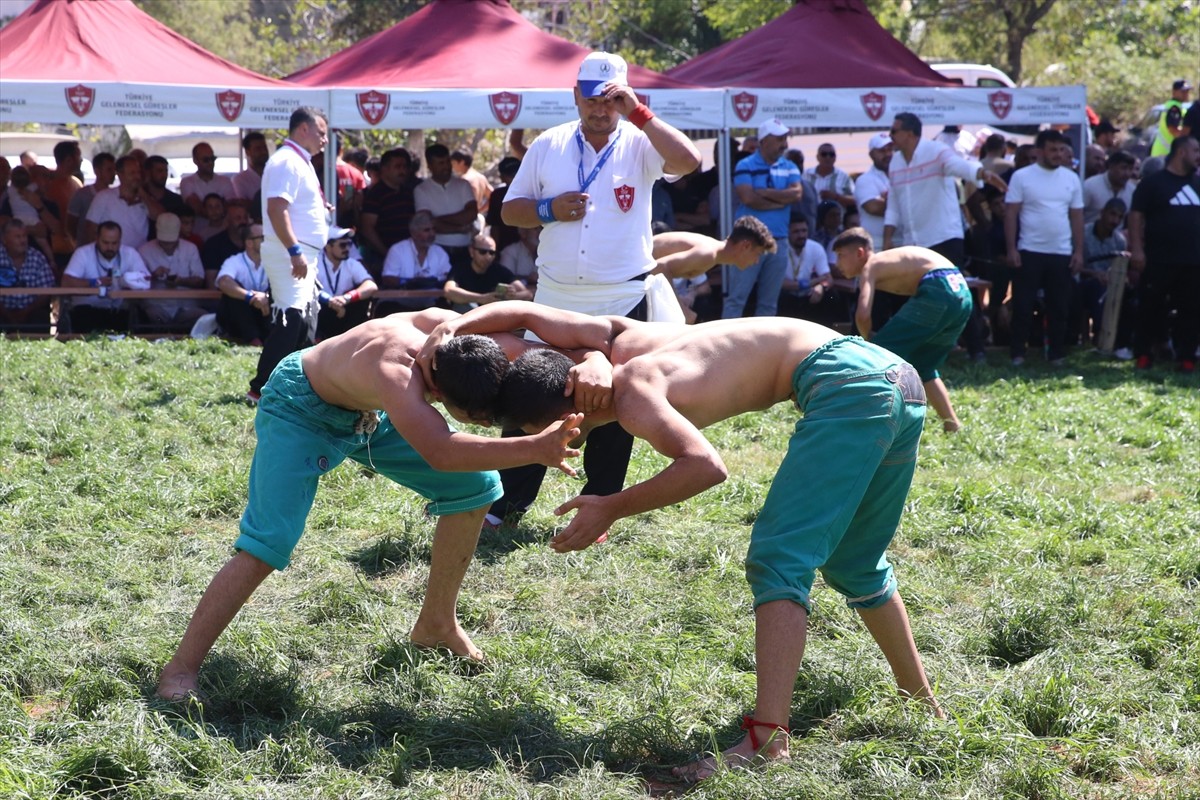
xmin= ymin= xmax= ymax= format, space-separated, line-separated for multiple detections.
xmin=628 ymin=103 xmax=655 ymax=130
xmin=348 ymin=290 xmax=361 ymax=303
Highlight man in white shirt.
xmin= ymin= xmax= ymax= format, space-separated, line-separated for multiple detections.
xmin=1005 ymin=129 xmax=1085 ymax=366
xmin=215 ymin=223 xmax=271 ymax=344
xmin=316 ymin=225 xmax=377 ymax=340
xmin=854 ymin=133 xmax=892 ymax=246
xmin=492 ymin=50 xmax=700 ymax=526
xmin=137 ymin=212 xmax=206 ymax=326
xmin=247 ymin=107 xmax=330 ymax=403
xmin=804 ymin=143 xmax=855 ymax=209
xmin=232 ymin=132 xmax=269 ymax=202
xmin=61 ymin=220 xmax=150 ymax=332
xmin=1081 ymin=150 xmax=1136 ymax=226
xmin=779 ymin=217 xmax=839 ymax=323
xmin=498 ymin=224 xmax=540 ymax=286
xmin=84 ymin=155 xmax=154 ymax=250
xmin=414 ymin=143 xmax=477 ymax=271
xmin=180 ymin=142 xmax=235 ymax=216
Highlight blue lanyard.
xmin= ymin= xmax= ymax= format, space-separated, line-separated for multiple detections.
xmin=96 ymin=247 xmax=120 ymax=276
xmin=320 ymin=251 xmax=344 ymax=295
xmin=575 ymin=124 xmax=622 ymax=194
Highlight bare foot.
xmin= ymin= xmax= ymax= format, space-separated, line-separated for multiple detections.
xmin=157 ymin=663 xmax=204 ymax=703
xmin=671 ymin=733 xmax=788 ymax=783
xmin=943 ymin=419 xmax=962 ymax=433
xmin=409 ymin=621 xmax=485 ymax=662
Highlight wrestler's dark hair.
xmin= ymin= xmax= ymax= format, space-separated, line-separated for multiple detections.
xmin=831 ymin=226 xmax=874 ymax=252
xmin=432 ymin=334 xmax=509 ymax=419
xmin=496 ymin=349 xmax=574 ymax=430
xmin=728 ymin=215 xmax=777 ymax=253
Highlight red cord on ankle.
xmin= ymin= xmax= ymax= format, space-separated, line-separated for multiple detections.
xmin=740 ymin=715 xmax=791 ymax=750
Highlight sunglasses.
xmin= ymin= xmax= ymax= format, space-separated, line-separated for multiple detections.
xmin=333 ymin=241 xmax=352 ymax=247
xmin=472 ymin=248 xmax=496 ymax=255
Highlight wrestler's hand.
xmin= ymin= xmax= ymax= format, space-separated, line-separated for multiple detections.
xmin=416 ymin=321 xmax=458 ymax=388
xmin=533 ymin=412 xmax=584 ymax=476
xmin=550 ymin=494 xmax=617 ymax=551
xmin=553 ymin=192 xmax=589 ymax=222
xmin=566 ymin=351 xmax=613 ymax=413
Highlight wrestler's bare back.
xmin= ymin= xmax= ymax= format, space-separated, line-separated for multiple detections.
xmin=303 ymin=309 xmax=457 ymax=413
xmin=862 ymin=246 xmax=956 ymax=296
xmin=607 ymin=316 xmax=841 ymax=430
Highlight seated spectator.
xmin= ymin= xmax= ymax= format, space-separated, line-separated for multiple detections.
xmin=137 ymin=212 xmax=207 ymax=328
xmin=61 ymin=220 xmax=150 ymax=332
xmin=214 ymin=223 xmax=270 ymax=345
xmin=486 ymin=156 xmax=522 ymax=254
xmin=450 ymin=149 xmax=493 ymax=216
xmin=443 ymin=232 xmax=531 ymax=312
xmin=196 ymin=193 xmax=229 ymax=242
xmin=1078 ymin=198 xmax=1132 ymax=350
xmin=378 ymin=211 xmax=449 ymax=313
xmin=200 ymin=201 xmax=250 ymax=285
xmin=359 ymin=147 xmax=417 ymax=275
xmin=0 ymin=219 xmax=57 ymax=331
xmin=778 ymin=217 xmax=839 ymax=323
xmin=651 ymin=177 xmax=676 ymax=230
xmin=414 ymin=143 xmax=476 ymax=270
xmin=812 ymin=200 xmax=844 ymax=265
xmin=84 ymin=155 xmax=149 ymax=250
xmin=2 ymin=165 xmax=60 ymax=266
xmin=1082 ymin=150 xmax=1136 ymax=226
xmin=664 ymin=172 xmax=713 ymax=233
xmin=672 ymin=272 xmax=711 ymax=324
xmin=67 ymin=152 xmax=116 ymax=244
xmin=177 ymin=206 xmax=202 ymax=248
xmin=232 ymin=132 xmax=269 ymax=202
xmin=180 ymin=142 xmax=235 ymax=216
xmin=315 ymin=226 xmax=377 ymax=341
xmin=498 ymin=224 xmax=539 ymax=287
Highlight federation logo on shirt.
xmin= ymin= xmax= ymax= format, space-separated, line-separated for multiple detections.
xmin=215 ymin=90 xmax=246 ymax=123
xmin=988 ymin=90 xmax=1013 ymax=120
xmin=489 ymin=92 xmax=522 ymax=126
xmin=65 ymin=84 xmax=95 ymax=118
xmin=614 ymin=185 xmax=635 ymax=212
xmin=732 ymin=91 xmax=758 ymax=123
xmin=860 ymin=92 xmax=886 ymax=121
xmin=356 ymin=90 xmax=390 ymax=126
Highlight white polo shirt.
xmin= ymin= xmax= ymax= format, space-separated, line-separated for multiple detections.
xmin=1006 ymin=164 xmax=1084 ymax=256
xmin=413 ymin=176 xmax=476 ymax=249
xmin=180 ymin=173 xmax=236 ymax=204
xmin=137 ymin=239 xmax=203 ymax=282
xmin=261 ymin=139 xmax=327 ymax=249
xmin=317 ymin=252 xmax=372 ymax=296
xmin=64 ymin=243 xmax=149 ymax=308
xmin=507 ymin=119 xmax=666 ymax=285
xmin=785 ymin=239 xmax=830 ymax=289
xmin=499 ymin=241 xmax=537 ymax=280
xmin=853 ymin=165 xmax=890 ymax=245
xmin=85 ymin=188 xmax=150 ymax=250
xmin=885 ymin=139 xmax=981 ymax=247
xmin=382 ymin=239 xmax=451 ymax=282
xmin=216 ymin=251 xmax=269 ymax=293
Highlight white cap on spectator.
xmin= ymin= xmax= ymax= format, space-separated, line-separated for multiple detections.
xmin=758 ymin=118 xmax=789 ymax=140
xmin=577 ymin=52 xmax=629 ymax=98
xmin=327 ymin=226 xmax=354 ymax=243
xmin=868 ymin=132 xmax=892 ymax=151
xmin=156 ymin=213 xmax=180 ymax=242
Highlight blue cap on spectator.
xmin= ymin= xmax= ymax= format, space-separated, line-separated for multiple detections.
xmin=578 ymin=52 xmax=628 ymax=98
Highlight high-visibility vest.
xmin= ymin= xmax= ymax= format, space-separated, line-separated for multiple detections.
xmin=1151 ymin=100 xmax=1184 ymax=156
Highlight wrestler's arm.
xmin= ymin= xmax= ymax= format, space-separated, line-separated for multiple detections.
xmin=549 ymin=377 xmax=727 ymax=551
xmin=855 ymin=268 xmax=876 ymax=339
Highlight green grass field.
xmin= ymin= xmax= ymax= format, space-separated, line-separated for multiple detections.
xmin=1 ymin=337 xmax=1197 ymax=799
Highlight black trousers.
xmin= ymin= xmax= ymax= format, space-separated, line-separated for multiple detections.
xmin=316 ymin=301 xmax=371 ymax=341
xmin=1010 ymin=250 xmax=1073 ymax=360
xmin=217 ymin=295 xmax=271 ymax=344
xmin=250 ymin=307 xmax=311 ymax=394
xmin=1134 ymin=263 xmax=1200 ymax=363
xmin=488 ymin=296 xmax=649 ymax=522
xmin=68 ymin=304 xmax=129 ymax=333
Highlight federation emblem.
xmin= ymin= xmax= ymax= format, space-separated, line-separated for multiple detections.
xmin=215 ymin=89 xmax=246 ymax=123
xmin=988 ymin=90 xmax=1013 ymax=120
xmin=356 ymin=90 xmax=390 ymax=126
xmin=614 ymin=185 xmax=635 ymax=212
xmin=65 ymin=84 xmax=95 ymax=118
xmin=489 ymin=91 xmax=522 ymax=126
xmin=860 ymin=91 xmax=886 ymax=121
xmin=635 ymin=92 xmax=651 ymax=107
xmin=732 ymin=91 xmax=757 ymax=123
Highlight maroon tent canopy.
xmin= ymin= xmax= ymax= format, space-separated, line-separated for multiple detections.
xmin=0 ymin=0 xmax=289 ymax=86
xmin=286 ymin=0 xmax=693 ymax=89
xmin=667 ymin=0 xmax=950 ymax=88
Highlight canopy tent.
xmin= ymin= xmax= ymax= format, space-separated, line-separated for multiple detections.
xmin=0 ymin=0 xmax=323 ymax=128
xmin=285 ymin=0 xmax=724 ymax=130
xmin=666 ymin=0 xmax=1086 ymax=131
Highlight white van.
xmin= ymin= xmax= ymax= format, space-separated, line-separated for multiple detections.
xmin=928 ymin=62 xmax=1017 ymax=88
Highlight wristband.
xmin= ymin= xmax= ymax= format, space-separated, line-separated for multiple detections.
xmin=317 ymin=290 xmax=332 ymax=306
xmin=244 ymin=290 xmax=254 ymax=304
xmin=536 ymin=199 xmax=556 ymax=224
xmin=348 ymin=290 xmax=361 ymax=303
xmin=287 ymin=244 xmax=303 ymax=257
xmin=628 ymin=103 xmax=655 ymax=129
